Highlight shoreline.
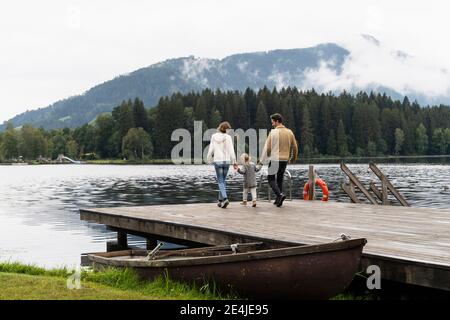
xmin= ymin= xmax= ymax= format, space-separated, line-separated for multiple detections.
xmin=1 ymin=155 xmax=450 ymax=166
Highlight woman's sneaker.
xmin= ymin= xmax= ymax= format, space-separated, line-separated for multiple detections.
xmin=221 ymin=199 xmax=230 ymax=209
xmin=217 ymin=201 xmax=223 ymax=208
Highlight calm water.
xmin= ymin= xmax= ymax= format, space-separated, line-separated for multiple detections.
xmin=0 ymin=163 xmax=449 ymax=268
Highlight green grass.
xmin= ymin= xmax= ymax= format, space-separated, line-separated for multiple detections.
xmin=0 ymin=262 xmax=236 ymax=300
xmin=0 ymin=273 xmax=156 ymax=300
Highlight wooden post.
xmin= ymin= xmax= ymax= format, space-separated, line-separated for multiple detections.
xmin=349 ymin=182 xmax=357 ymax=197
xmin=370 ymin=181 xmax=391 ymax=205
xmin=369 ymin=162 xmax=410 ymax=207
xmin=340 ymin=163 xmax=378 ymax=205
xmin=308 ymin=165 xmax=316 ymax=200
xmin=341 ymin=182 xmax=360 ymax=203
xmin=146 ymin=238 xmax=158 ymax=250
xmin=117 ymin=231 xmax=128 ymax=248
xmin=370 ymin=181 xmax=382 ymax=201
xmin=381 ymin=176 xmax=388 ymax=205
xmin=107 ymin=230 xmax=128 ymax=252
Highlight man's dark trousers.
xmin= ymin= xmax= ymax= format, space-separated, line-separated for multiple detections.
xmin=267 ymin=160 xmax=288 ymax=197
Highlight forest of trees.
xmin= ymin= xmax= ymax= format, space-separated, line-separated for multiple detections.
xmin=1 ymin=87 xmax=450 ymax=162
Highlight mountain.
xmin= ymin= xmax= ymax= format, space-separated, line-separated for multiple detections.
xmin=3 ymin=36 xmax=450 ymax=130
xmin=1 ymin=43 xmax=349 ymax=130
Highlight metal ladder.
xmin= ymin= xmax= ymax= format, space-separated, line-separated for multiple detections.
xmin=257 ymin=169 xmax=293 ymax=201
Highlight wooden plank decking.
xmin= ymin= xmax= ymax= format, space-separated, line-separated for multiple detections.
xmin=80 ymin=200 xmax=450 ymax=291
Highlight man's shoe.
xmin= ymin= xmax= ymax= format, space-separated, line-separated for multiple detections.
xmin=277 ymin=194 xmax=287 ymax=207
xmin=222 ymin=199 xmax=230 ymax=209
xmin=273 ymin=196 xmax=280 ymax=205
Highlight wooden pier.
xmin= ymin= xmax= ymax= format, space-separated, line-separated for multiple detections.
xmin=80 ymin=200 xmax=450 ymax=291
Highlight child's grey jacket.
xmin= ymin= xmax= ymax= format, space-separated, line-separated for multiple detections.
xmin=237 ymin=162 xmax=262 ymax=188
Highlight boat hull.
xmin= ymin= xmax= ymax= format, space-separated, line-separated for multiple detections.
xmin=89 ymin=238 xmax=366 ymax=299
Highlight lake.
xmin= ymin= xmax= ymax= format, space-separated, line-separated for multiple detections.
xmin=0 ymin=163 xmax=449 ymax=268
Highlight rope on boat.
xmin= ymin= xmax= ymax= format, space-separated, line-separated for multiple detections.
xmin=333 ymin=233 xmax=352 ymax=242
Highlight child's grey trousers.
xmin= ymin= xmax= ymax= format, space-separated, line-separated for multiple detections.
xmin=243 ymin=187 xmax=257 ymax=201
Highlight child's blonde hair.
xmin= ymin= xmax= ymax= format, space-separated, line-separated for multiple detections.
xmin=240 ymin=153 xmax=250 ymax=164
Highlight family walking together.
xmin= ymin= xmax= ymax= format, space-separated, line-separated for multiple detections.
xmin=206 ymin=113 xmax=298 ymax=209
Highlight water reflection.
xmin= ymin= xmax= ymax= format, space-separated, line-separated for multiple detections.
xmin=0 ymin=163 xmax=449 ymax=267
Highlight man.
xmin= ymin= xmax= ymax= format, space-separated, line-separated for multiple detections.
xmin=259 ymin=113 xmax=298 ymax=207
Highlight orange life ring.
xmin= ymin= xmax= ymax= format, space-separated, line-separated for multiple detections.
xmin=303 ymin=178 xmax=329 ymax=201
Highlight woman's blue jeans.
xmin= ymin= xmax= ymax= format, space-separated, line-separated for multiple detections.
xmin=214 ymin=161 xmax=230 ymax=201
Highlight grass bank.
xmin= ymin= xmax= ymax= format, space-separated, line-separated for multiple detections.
xmin=0 ymin=262 xmax=235 ymax=300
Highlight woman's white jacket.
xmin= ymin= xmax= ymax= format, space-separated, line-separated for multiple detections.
xmin=206 ymin=132 xmax=236 ymax=164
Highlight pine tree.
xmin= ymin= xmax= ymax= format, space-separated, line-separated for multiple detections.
xmin=257 ymin=86 xmax=273 ymax=115
xmin=271 ymin=88 xmax=281 ymax=114
xmin=232 ymin=95 xmax=248 ymax=129
xmin=326 ymin=129 xmax=337 ymax=155
xmin=209 ymin=108 xmax=222 ymax=129
xmin=153 ymin=97 xmax=185 ymax=158
xmin=244 ymin=88 xmax=257 ymax=127
xmin=377 ymin=138 xmax=388 ymax=155
xmin=394 ymin=128 xmax=405 ymax=155
xmin=95 ymin=113 xmax=116 ymax=158
xmin=301 ymin=105 xmax=314 ymax=157
xmin=366 ymin=140 xmax=377 ymax=157
xmin=183 ymin=107 xmax=195 ymax=133
xmin=194 ymin=96 xmax=208 ymax=121
xmin=132 ymin=98 xmax=150 ymax=132
xmin=255 ymin=101 xmax=269 ymax=130
xmin=336 ymin=119 xmax=348 ymax=157
xmin=112 ymin=101 xmax=135 ymax=140
xmin=281 ymin=98 xmax=296 ymax=133
xmin=223 ymin=100 xmax=234 ymax=126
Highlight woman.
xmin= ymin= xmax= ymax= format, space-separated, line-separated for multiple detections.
xmin=207 ymin=121 xmax=236 ymax=208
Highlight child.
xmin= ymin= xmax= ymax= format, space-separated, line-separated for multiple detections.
xmin=233 ymin=153 xmax=262 ymax=207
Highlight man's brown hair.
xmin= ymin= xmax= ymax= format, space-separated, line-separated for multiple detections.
xmin=270 ymin=113 xmax=283 ymax=123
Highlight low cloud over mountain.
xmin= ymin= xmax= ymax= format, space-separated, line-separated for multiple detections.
xmin=302 ymin=34 xmax=450 ymax=104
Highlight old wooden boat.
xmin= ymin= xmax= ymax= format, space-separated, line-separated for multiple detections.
xmin=88 ymin=237 xmax=367 ymax=299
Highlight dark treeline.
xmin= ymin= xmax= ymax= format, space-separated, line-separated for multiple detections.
xmin=1 ymin=87 xmax=450 ymax=161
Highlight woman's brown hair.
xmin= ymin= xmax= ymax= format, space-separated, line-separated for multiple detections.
xmin=217 ymin=121 xmax=231 ymax=133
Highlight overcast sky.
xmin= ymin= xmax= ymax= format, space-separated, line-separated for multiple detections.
xmin=1 ymin=0 xmax=450 ymax=122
